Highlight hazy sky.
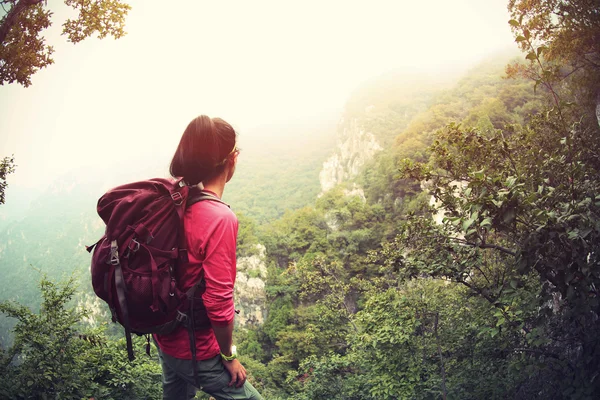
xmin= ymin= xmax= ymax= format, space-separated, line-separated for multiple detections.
xmin=0 ymin=0 xmax=516 ymax=192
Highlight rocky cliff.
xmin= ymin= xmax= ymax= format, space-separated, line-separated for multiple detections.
xmin=234 ymin=244 xmax=268 ymax=326
xmin=319 ymin=111 xmax=382 ymax=194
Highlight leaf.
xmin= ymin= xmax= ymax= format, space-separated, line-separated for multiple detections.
xmin=480 ymin=217 xmax=492 ymax=227
xmin=537 ymin=46 xmax=547 ymax=56
xmin=506 ymin=176 xmax=517 ymax=188
xmin=508 ymin=19 xmax=519 ymax=27
xmin=515 ymin=35 xmax=527 ymax=42
xmin=462 ymin=218 xmax=474 ymax=231
xmin=526 ymin=52 xmax=537 ymax=61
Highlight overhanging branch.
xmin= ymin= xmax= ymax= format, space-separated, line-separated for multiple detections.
xmin=0 ymin=0 xmax=43 ymax=46
xmin=448 ymin=237 xmax=517 ymax=257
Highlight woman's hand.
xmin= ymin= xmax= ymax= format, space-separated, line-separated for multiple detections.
xmin=222 ymin=358 xmax=247 ymax=388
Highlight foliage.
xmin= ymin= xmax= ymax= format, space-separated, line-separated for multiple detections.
xmin=508 ymin=0 xmax=600 ymax=74
xmin=0 ymin=154 xmax=15 ymax=204
xmin=0 ymin=275 xmax=162 ymax=399
xmin=0 ymin=176 xmax=105 ymax=341
xmin=240 ymin=3 xmax=600 ymax=395
xmin=0 ymin=0 xmax=130 ymax=87
xmin=225 ymin=117 xmax=337 ymax=224
xmin=358 ymin=52 xmax=543 ymax=215
xmin=398 ymin=104 xmax=600 ymax=396
xmin=395 ymin=18 xmax=600 ymax=393
xmin=506 ymin=0 xmax=600 ymax=110
xmin=236 ymin=212 xmax=261 ymax=257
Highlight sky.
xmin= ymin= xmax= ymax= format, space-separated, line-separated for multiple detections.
xmin=0 ymin=0 xmax=517 ymax=195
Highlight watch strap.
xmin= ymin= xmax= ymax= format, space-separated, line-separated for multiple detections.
xmin=220 ymin=352 xmax=237 ymax=361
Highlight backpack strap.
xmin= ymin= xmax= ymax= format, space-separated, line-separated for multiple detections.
xmin=111 ymin=239 xmax=135 ymax=361
xmin=187 ymin=189 xmax=230 ymax=209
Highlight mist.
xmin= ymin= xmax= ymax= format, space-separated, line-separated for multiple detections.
xmin=1 ymin=0 xmax=514 ymax=201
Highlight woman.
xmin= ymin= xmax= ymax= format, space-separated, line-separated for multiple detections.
xmin=154 ymin=115 xmax=263 ymax=400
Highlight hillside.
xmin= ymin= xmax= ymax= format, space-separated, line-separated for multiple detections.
xmin=225 ymin=113 xmax=339 ymax=224
xmin=239 ymin=46 xmax=599 ymax=398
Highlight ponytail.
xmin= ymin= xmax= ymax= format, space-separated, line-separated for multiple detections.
xmin=170 ymin=115 xmax=236 ymax=185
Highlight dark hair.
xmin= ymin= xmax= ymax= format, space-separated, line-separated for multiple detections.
xmin=170 ymin=115 xmax=236 ymax=185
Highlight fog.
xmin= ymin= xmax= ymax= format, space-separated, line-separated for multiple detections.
xmin=0 ymin=0 xmax=515 ymax=199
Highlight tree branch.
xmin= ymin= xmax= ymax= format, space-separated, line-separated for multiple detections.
xmin=449 ymin=237 xmax=518 ymax=257
xmin=513 ymin=347 xmax=561 ymax=359
xmin=473 ymin=243 xmax=517 ymax=256
xmin=457 ymin=279 xmax=530 ymax=334
xmin=0 ymin=0 xmax=43 ymax=46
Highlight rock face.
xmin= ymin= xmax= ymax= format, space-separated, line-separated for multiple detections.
xmin=235 ymin=244 xmax=268 ymax=326
xmin=319 ymin=114 xmax=383 ymax=193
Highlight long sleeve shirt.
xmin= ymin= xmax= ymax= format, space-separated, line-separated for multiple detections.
xmin=154 ymin=190 xmax=238 ymax=359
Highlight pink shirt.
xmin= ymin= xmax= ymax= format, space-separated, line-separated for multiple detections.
xmin=154 ymin=190 xmax=238 ymax=359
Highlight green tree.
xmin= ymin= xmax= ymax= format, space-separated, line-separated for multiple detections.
xmin=398 ymin=94 xmax=600 ymax=398
xmin=0 ymin=275 xmax=162 ymax=399
xmin=506 ymin=0 xmax=600 ymax=110
xmin=0 ymin=0 xmax=131 ymax=87
xmin=0 ymin=155 xmax=15 ymax=204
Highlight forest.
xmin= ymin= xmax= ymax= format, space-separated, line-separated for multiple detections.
xmin=1 ymin=0 xmax=600 ymax=399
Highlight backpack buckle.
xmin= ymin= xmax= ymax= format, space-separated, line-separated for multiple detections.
xmin=176 ymin=311 xmax=189 ymax=323
xmin=171 ymin=192 xmax=183 ymax=206
xmin=124 ymin=239 xmax=141 ymax=258
xmin=109 ymin=240 xmax=120 ymax=265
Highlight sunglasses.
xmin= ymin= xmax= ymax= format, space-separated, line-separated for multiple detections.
xmin=216 ymin=146 xmax=240 ymax=166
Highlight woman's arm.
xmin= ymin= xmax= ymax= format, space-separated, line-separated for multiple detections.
xmin=212 ymin=322 xmax=247 ymax=387
xmin=199 ymin=207 xmax=246 ymax=387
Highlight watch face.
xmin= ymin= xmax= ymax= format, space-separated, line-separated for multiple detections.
xmin=232 ymin=345 xmax=237 ymax=356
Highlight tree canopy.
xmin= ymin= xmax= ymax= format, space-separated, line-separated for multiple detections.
xmin=0 ymin=155 xmax=15 ymax=204
xmin=0 ymin=0 xmax=130 ymax=87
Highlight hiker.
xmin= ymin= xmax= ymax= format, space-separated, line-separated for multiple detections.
xmin=153 ymin=115 xmax=263 ymax=400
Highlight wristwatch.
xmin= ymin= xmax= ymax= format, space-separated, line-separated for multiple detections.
xmin=220 ymin=345 xmax=237 ymax=361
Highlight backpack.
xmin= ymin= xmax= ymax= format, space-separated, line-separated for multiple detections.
xmin=86 ymin=178 xmax=226 ymax=361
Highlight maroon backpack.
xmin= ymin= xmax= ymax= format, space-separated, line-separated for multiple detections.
xmin=87 ymin=178 xmax=225 ymax=360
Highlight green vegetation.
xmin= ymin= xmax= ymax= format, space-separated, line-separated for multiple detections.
xmin=225 ymin=116 xmax=338 ymax=224
xmin=0 ymin=155 xmax=15 ymax=204
xmin=2 ymin=1 xmax=599 ymax=398
xmin=0 ymin=276 xmax=161 ymax=399
xmin=0 ymin=0 xmax=130 ymax=87
xmin=227 ymin=1 xmax=600 ymax=398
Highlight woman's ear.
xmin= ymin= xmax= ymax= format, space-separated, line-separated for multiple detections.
xmin=225 ymin=152 xmax=238 ymax=182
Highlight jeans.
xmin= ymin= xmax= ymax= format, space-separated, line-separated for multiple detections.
xmin=156 ymin=345 xmax=264 ymax=400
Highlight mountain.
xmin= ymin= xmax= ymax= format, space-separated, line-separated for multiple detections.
xmin=225 ymin=112 xmax=339 ymax=224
